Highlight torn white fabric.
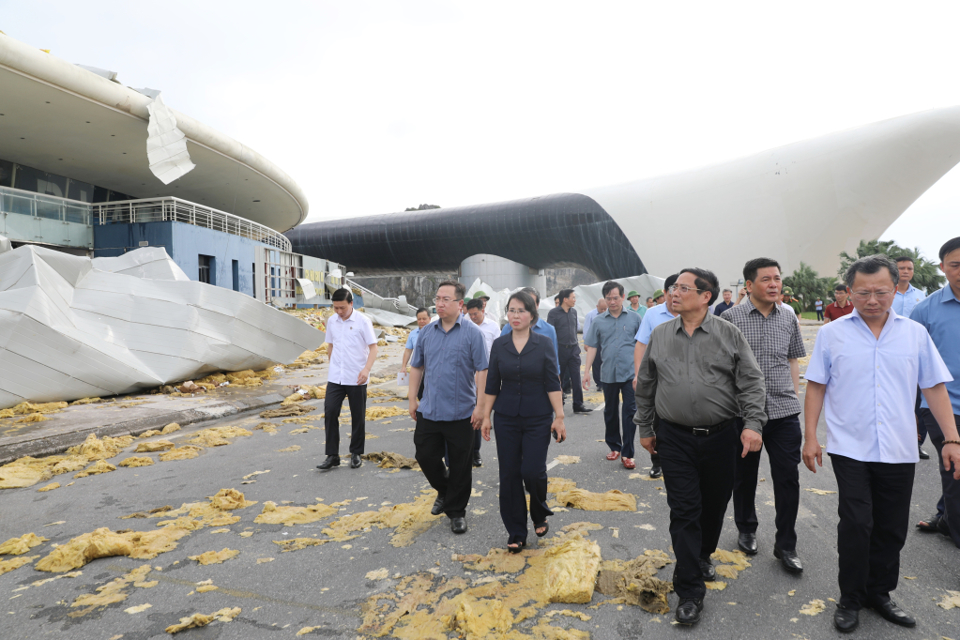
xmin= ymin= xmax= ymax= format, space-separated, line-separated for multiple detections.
xmin=146 ymin=94 xmax=196 ymax=185
xmin=0 ymin=245 xmax=322 ymax=409
xmin=295 ymin=278 xmax=317 ymax=300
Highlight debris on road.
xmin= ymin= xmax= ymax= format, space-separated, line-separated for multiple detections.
xmin=554 ymin=489 xmax=637 ymax=511
xmin=189 ymin=548 xmax=239 ymax=565
xmin=0 ymin=532 xmax=47 ymax=555
xmin=165 ymin=607 xmax=241 ymax=633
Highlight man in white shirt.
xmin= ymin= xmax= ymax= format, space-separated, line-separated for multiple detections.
xmin=802 ymin=255 xmax=960 ymax=633
xmin=317 ymin=288 xmax=379 ymax=471
xmin=466 ymin=297 xmax=500 ymax=466
xmin=584 ymin=298 xmax=607 ymax=392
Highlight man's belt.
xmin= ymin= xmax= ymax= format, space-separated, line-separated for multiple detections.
xmin=663 ymin=417 xmax=735 ymax=436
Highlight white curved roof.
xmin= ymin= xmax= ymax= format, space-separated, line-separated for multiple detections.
xmin=0 ymin=33 xmax=307 ymax=232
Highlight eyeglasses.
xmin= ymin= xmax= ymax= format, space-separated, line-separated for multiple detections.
xmin=668 ymin=284 xmax=704 ymax=295
xmin=433 ymin=296 xmax=462 ymax=304
xmin=507 ymin=308 xmax=530 ymax=316
xmin=851 ymin=290 xmax=894 ymax=301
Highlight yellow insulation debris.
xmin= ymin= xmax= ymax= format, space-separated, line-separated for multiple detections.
xmin=189 ymin=548 xmax=239 ymax=565
xmin=161 ymin=423 xmax=181 ymax=434
xmin=148 ymin=488 xmax=255 ymax=530
xmin=35 ymin=528 xmax=190 ymax=572
xmin=0 ymin=401 xmax=68 ymax=418
xmin=158 ymin=446 xmax=203 ymax=461
xmin=361 ymin=451 xmax=419 ymax=469
xmin=165 ymin=607 xmax=241 ymax=633
xmin=274 ymin=538 xmax=330 ymax=552
xmin=595 ymin=550 xmax=674 ymax=613
xmin=254 ymin=422 xmax=279 ymax=434
xmin=555 ymin=489 xmax=636 ymax=511
xmin=365 ymin=406 xmax=407 ymax=420
xmin=799 ymin=599 xmax=826 ymax=615
xmin=938 ymin=590 xmax=960 ymax=609
xmin=0 ymin=434 xmax=136 ymax=489
xmin=135 ymin=440 xmax=175 ymax=453
xmin=196 ymin=584 xmax=219 ymax=592
xmin=119 ymin=457 xmax=154 ymax=468
xmin=710 ymin=548 xmax=752 ymax=580
xmin=38 ymin=482 xmax=60 ymax=492
xmin=70 ymin=397 xmax=101 ymax=405
xmin=0 ymin=555 xmax=39 ymax=575
xmin=69 ymin=564 xmax=153 ymax=617
xmin=138 ymin=430 xmax=162 ymax=438
xmin=188 ymin=426 xmax=252 ymax=447
xmin=15 ymin=413 xmax=49 ymax=423
xmin=0 ymin=532 xmax=48 ymax=555
xmin=254 ymin=501 xmax=338 ymax=526
xmin=66 ymin=434 xmax=134 ymax=460
xmin=261 ymin=405 xmax=316 ymax=418
xmin=74 ymin=459 xmax=117 ymax=478
xmin=543 ymin=535 xmax=602 ymax=604
xmin=547 ymin=478 xmax=577 ymax=493
xmin=278 ymin=445 xmax=301 ymax=452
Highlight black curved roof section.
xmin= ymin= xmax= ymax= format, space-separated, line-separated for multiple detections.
xmin=285 ymin=192 xmax=645 ymax=280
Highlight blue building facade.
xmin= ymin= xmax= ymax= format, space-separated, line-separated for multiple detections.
xmin=94 ymin=220 xmax=271 ymax=297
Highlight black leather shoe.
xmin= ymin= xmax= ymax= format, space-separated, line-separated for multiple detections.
xmin=774 ymin=544 xmax=803 ymax=573
xmin=573 ymin=406 xmax=593 ymax=414
xmin=350 ymin=454 xmax=362 ymax=469
xmin=430 ymin=495 xmax=445 ymax=516
xmin=919 ymin=446 xmax=930 ymax=460
xmin=473 ymin=452 xmax=482 ymax=467
xmin=834 ymin=605 xmax=859 ymax=633
xmin=868 ymin=599 xmax=916 ymax=628
xmin=675 ymin=598 xmax=703 ymax=625
xmin=649 ymin=465 xmax=663 ymax=479
xmin=451 ymin=517 xmax=467 ymax=534
xmin=698 ymin=558 xmax=716 ymax=581
xmin=316 ymin=455 xmax=340 ymax=470
xmin=738 ymin=532 xmax=758 ymax=555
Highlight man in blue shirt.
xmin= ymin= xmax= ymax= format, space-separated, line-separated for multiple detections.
xmin=911 ymin=238 xmax=960 ymax=548
xmin=583 ymin=298 xmax=607 ymax=392
xmin=583 ymin=281 xmax=642 ymax=469
xmin=408 ymin=281 xmax=489 ymax=535
xmin=500 ymin=287 xmax=559 ymax=369
xmin=892 ymin=256 xmax=926 ymax=317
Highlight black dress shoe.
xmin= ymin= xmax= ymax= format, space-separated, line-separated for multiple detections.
xmin=316 ymin=455 xmax=340 ymax=470
xmin=675 ymin=598 xmax=703 ymax=625
xmin=773 ymin=544 xmax=803 ymax=573
xmin=738 ymin=532 xmax=758 ymax=555
xmin=834 ymin=605 xmax=859 ymax=633
xmin=573 ymin=406 xmax=593 ymax=414
xmin=868 ymin=599 xmax=916 ymax=628
xmin=649 ymin=465 xmax=662 ymax=479
xmin=473 ymin=452 xmax=482 ymax=467
xmin=350 ymin=453 xmax=362 ymax=469
xmin=430 ymin=495 xmax=445 ymax=516
xmin=919 ymin=446 xmax=930 ymax=460
xmin=451 ymin=517 xmax=467 ymax=534
xmin=698 ymin=558 xmax=716 ymax=581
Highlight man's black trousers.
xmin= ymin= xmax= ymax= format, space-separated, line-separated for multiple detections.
xmin=414 ymin=414 xmax=475 ymax=518
xmin=658 ymin=418 xmax=739 ymax=600
xmin=733 ymin=413 xmax=801 ymax=551
xmin=323 ymin=382 xmax=366 ymax=456
xmin=920 ymin=409 xmax=960 ymax=548
xmin=558 ymin=344 xmax=584 ymax=409
xmin=830 ymin=454 xmax=914 ymax=610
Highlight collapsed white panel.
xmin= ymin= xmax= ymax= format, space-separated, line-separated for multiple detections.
xmin=0 ymin=242 xmax=322 ymax=408
xmin=146 ymin=94 xmax=196 ymax=185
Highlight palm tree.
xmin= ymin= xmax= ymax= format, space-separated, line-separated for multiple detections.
xmin=838 ymin=240 xmax=944 ymax=293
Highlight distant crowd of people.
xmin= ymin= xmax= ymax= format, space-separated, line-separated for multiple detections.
xmin=314 ymin=237 xmax=960 ymax=632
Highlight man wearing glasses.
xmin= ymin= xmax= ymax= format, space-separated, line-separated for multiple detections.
xmin=721 ymin=258 xmax=806 ymax=573
xmin=408 ymin=281 xmax=489 ymax=535
xmin=803 ymin=255 xmax=960 ymax=633
xmin=635 ymin=269 xmax=767 ymax=626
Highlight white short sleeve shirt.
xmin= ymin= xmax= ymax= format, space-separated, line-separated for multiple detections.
xmin=325 ymin=310 xmax=378 ymax=386
xmin=805 ymin=307 xmax=953 ymax=463
xmin=478 ymin=314 xmax=500 ymax=358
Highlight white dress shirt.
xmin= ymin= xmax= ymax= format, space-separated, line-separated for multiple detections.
xmin=477 ymin=314 xmax=500 ymax=358
xmin=583 ymin=308 xmax=598 ymax=340
xmin=805 ymin=307 xmax=953 ymax=463
xmin=325 ymin=310 xmax=377 ymax=385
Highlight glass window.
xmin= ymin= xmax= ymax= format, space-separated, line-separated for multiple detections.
xmin=14 ymin=164 xmax=68 ymax=199
xmin=67 ymin=179 xmax=95 ymax=203
xmin=0 ymin=159 xmax=13 ymax=188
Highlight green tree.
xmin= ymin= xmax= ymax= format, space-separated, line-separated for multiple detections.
xmin=837 ymin=239 xmax=944 ymax=292
xmin=784 ymin=262 xmax=835 ymax=311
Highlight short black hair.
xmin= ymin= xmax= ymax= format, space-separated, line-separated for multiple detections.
xmin=506 ymin=290 xmax=539 ymax=323
xmin=939 ymin=236 xmax=960 ymax=262
xmin=602 ymin=281 xmax=624 ymax=297
xmin=465 ymin=297 xmax=483 ymax=311
xmin=743 ymin=257 xmax=781 ymax=283
xmin=520 ymin=287 xmax=541 ymax=305
xmin=894 ymin=255 xmax=915 ymax=265
xmin=415 ymin=307 xmax=430 ymax=317
xmin=558 ymin=288 xmax=575 ymax=303
xmin=437 ymin=280 xmax=466 ymax=300
xmin=679 ymin=267 xmax=720 ymax=305
xmin=663 ymin=273 xmax=680 ymax=291
xmin=646 ymin=297 xmax=653 ymax=302
xmin=844 ymin=254 xmax=899 ymax=289
xmin=722 ymin=288 xmax=732 ymax=294
xmin=331 ymin=288 xmax=353 ymax=303
xmin=834 ymin=283 xmax=849 ymax=293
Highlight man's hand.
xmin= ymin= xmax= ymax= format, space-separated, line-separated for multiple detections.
xmin=471 ymin=407 xmax=483 ymax=430
xmin=802 ymin=438 xmax=822 ymax=473
xmin=740 ymin=429 xmax=762 ymax=458
xmin=582 ymin=371 xmax=591 ymax=391
xmin=408 ymin=397 xmax=419 ymax=422
xmin=640 ymin=436 xmax=657 ymax=455
xmin=943 ymin=443 xmax=960 ymax=480
xmin=357 ymin=367 xmax=371 ymax=385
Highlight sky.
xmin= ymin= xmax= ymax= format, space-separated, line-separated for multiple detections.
xmin=2 ymin=0 xmax=958 ymax=267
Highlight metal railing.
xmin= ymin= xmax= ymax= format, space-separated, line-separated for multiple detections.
xmin=93 ymin=197 xmax=292 ymax=252
xmin=0 ymin=185 xmax=93 ymax=225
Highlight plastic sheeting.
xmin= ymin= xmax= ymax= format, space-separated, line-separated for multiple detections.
xmin=146 ymin=94 xmax=196 ymax=184
xmin=0 ymin=240 xmax=323 ymax=409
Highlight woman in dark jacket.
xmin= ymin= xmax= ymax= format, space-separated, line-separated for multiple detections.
xmin=481 ymin=290 xmax=566 ymax=552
